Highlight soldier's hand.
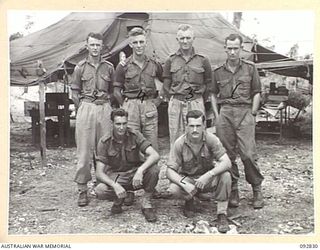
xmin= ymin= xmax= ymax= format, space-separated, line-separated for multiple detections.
xmin=195 ymin=172 xmax=212 ymax=190
xmin=182 ymin=182 xmax=197 ymax=199
xmin=132 ymin=169 xmax=144 ymax=189
xmin=113 ymin=183 xmax=127 ymax=199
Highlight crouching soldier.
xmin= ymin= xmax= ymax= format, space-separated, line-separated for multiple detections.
xmin=166 ymin=110 xmax=232 ymax=233
xmin=94 ymin=108 xmax=160 ymax=222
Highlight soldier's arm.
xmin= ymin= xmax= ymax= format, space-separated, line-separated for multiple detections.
xmin=70 ymin=65 xmax=82 ymax=110
xmin=161 ymin=59 xmax=172 ymax=100
xmin=95 ymin=138 xmax=126 ymax=198
xmin=202 ymin=57 xmax=212 ymax=101
xmin=210 ymin=71 xmax=220 ymax=119
xmin=113 ymin=63 xmax=125 ymax=106
xmin=166 ymin=141 xmax=195 ymax=190
xmin=252 ymin=93 xmax=261 ymax=116
xmin=137 ymin=146 xmax=160 ymax=174
xmin=251 ymin=65 xmax=262 ymax=115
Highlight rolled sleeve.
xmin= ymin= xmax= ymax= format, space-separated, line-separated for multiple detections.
xmin=135 ymin=131 xmax=152 ymax=154
xmin=206 ymin=133 xmax=226 ymax=160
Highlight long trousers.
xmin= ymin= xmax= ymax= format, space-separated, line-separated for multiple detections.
xmin=74 ymin=102 xmax=112 ymax=186
xmin=216 ymin=105 xmax=264 ymax=190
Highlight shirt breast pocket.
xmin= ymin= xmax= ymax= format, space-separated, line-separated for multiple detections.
xmin=170 ymin=65 xmax=183 ymax=84
xmin=142 ymin=66 xmax=157 ymax=88
xmin=181 ymin=151 xmax=195 ymax=175
xmin=125 ymin=144 xmax=140 ymax=163
xmin=237 ymin=76 xmax=251 ymax=98
xmin=200 ymin=147 xmax=213 ymax=172
xmin=107 ymin=147 xmax=120 ymax=167
xmin=125 ymin=69 xmax=139 ymax=90
xmin=217 ymin=79 xmax=231 ymax=98
xmin=98 ymin=74 xmax=111 ymax=92
xmin=188 ymin=66 xmax=205 ymax=85
xmin=81 ymin=74 xmax=94 ymax=91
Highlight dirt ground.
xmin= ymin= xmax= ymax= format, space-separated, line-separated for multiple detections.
xmin=8 ymin=121 xmax=314 ymax=235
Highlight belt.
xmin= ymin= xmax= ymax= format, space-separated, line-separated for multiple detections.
xmin=81 ymin=98 xmax=109 ymax=105
xmin=172 ymin=93 xmax=202 ymax=102
xmin=124 ymin=91 xmax=158 ymax=100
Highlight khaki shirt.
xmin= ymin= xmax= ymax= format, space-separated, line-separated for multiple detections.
xmin=71 ymin=57 xmax=114 ymax=100
xmin=114 ymin=55 xmax=163 ymax=98
xmin=211 ymin=59 xmax=261 ymax=105
xmin=167 ymin=132 xmax=226 ymax=177
xmin=96 ymin=129 xmax=151 ymax=172
xmin=163 ymin=48 xmax=212 ymax=97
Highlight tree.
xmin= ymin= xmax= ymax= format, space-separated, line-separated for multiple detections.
xmin=287 ymin=43 xmax=299 ymax=59
xmin=24 ymin=15 xmax=35 ymax=34
xmin=9 ymin=14 xmax=35 ymax=41
xmin=9 ymin=32 xmax=24 ymax=41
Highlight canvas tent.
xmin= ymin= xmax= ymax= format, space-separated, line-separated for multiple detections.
xmin=10 ymin=12 xmax=313 ymax=86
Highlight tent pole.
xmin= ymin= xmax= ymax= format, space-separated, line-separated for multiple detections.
xmin=39 ymin=80 xmax=47 ymax=168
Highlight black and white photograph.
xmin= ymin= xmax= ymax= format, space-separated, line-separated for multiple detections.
xmin=8 ymin=10 xmax=314 ymax=236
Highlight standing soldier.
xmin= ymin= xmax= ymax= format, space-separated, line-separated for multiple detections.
xmin=71 ymin=32 xmax=114 ymax=207
xmin=113 ymin=27 xmax=163 ymax=151
xmin=210 ymin=33 xmax=264 ymax=209
xmin=162 ymin=24 xmax=212 ymax=146
xmin=113 ymin=27 xmax=163 ymax=203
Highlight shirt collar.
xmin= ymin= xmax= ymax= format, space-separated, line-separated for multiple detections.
xmin=223 ymin=58 xmax=244 ymax=72
xmin=111 ymin=129 xmax=130 ymax=144
xmin=127 ymin=55 xmax=149 ymax=65
xmin=176 ymin=47 xmax=196 ymax=58
xmin=85 ymin=56 xmax=106 ymax=67
xmin=184 ymin=131 xmax=207 ymax=147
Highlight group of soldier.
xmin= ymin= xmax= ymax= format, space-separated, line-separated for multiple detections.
xmin=70 ymin=24 xmax=264 ymax=234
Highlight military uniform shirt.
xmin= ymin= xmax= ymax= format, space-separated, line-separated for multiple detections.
xmin=162 ymin=48 xmax=212 ymax=97
xmin=96 ymin=129 xmax=151 ymax=172
xmin=167 ymin=132 xmax=226 ymax=177
xmin=114 ymin=55 xmax=163 ymax=98
xmin=211 ymin=59 xmax=261 ymax=105
xmin=71 ymin=57 xmax=114 ymax=100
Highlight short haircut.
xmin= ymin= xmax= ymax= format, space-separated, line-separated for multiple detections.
xmin=111 ymin=108 xmax=128 ymax=122
xmin=186 ymin=110 xmax=205 ymax=123
xmin=225 ymin=33 xmax=243 ymax=45
xmin=128 ymin=27 xmax=146 ymax=37
xmin=86 ymin=32 xmax=103 ymax=42
xmin=177 ymin=24 xmax=193 ymax=32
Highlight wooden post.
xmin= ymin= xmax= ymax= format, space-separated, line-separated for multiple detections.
xmin=39 ymin=80 xmax=47 ymax=167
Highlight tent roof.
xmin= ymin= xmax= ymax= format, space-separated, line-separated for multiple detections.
xmin=10 ymin=12 xmax=312 ymax=86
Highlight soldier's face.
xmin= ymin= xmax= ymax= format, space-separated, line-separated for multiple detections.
xmin=86 ymin=37 xmax=103 ymax=57
xmin=225 ymin=38 xmax=242 ymax=62
xmin=177 ymin=29 xmax=194 ymax=51
xmin=186 ymin=117 xmax=205 ymax=140
xmin=113 ymin=116 xmax=128 ymax=136
xmin=129 ymin=35 xmax=147 ymax=56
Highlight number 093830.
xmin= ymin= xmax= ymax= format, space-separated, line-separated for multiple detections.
xmin=300 ymin=244 xmax=318 ymax=248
